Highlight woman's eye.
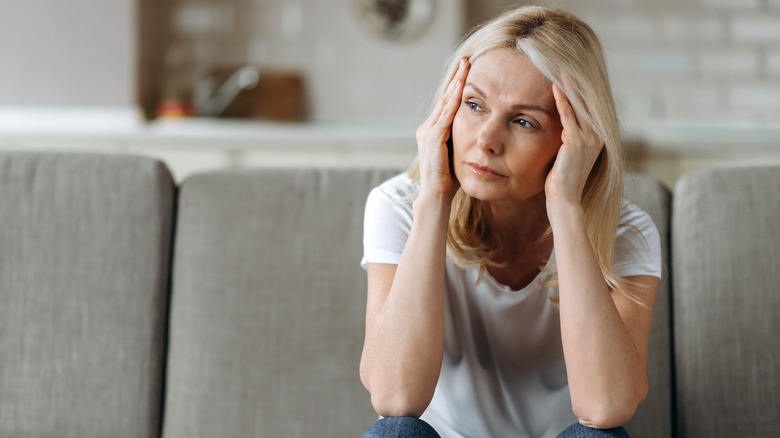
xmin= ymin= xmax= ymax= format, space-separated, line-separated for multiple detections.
xmin=514 ymin=118 xmax=535 ymax=129
xmin=465 ymin=101 xmax=482 ymax=111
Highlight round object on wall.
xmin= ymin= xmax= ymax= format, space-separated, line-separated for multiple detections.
xmin=353 ymin=0 xmax=436 ymax=43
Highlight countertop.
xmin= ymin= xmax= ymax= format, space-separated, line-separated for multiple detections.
xmin=1 ymin=107 xmax=778 ymax=153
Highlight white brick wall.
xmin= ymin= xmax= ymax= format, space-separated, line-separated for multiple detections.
xmin=553 ymin=0 xmax=780 ymax=126
xmin=662 ymin=16 xmax=724 ymax=41
xmin=768 ymin=50 xmax=780 ymax=75
xmin=697 ymin=50 xmax=760 ymax=76
xmin=700 ymin=0 xmax=762 ymax=10
xmin=731 ymin=16 xmax=780 ymax=41
xmin=661 ymin=83 xmax=723 ymax=121
xmin=588 ymin=16 xmax=664 ymax=41
xmin=162 ymin=0 xmax=780 ymax=126
xmin=730 ymin=86 xmax=780 ymax=110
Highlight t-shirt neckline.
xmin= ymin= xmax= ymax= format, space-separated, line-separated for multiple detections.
xmin=478 ymin=248 xmax=556 ymax=295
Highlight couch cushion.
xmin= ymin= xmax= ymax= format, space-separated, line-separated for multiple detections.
xmin=163 ymin=167 xmax=398 ymax=438
xmin=672 ymin=166 xmax=780 ymax=437
xmin=623 ymin=174 xmax=673 ymax=438
xmin=0 ymin=152 xmax=175 ymax=438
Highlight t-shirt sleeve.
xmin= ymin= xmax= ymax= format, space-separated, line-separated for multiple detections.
xmin=611 ymin=201 xmax=663 ymax=279
xmin=360 ymin=176 xmax=415 ymax=270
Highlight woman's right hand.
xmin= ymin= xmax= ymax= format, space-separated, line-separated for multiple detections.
xmin=416 ymin=58 xmax=470 ymax=201
xmin=361 ymin=61 xmax=470 ymax=417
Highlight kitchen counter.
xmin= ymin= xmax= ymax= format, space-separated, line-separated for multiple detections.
xmin=3 ymin=106 xmax=778 ymax=148
xmin=2 ymin=107 xmax=779 ymax=184
xmin=0 ymin=107 xmax=421 ymax=179
xmin=0 ymin=107 xmax=418 ymax=148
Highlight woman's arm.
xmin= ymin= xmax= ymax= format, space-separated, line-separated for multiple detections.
xmin=359 ymin=59 xmax=471 ymax=418
xmin=550 ymin=203 xmax=658 ymax=428
xmin=546 ymin=84 xmax=659 ymax=428
xmin=361 ymin=195 xmax=450 ymax=417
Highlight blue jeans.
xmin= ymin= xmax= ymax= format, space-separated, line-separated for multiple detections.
xmin=362 ymin=417 xmax=630 ymax=438
xmin=363 ymin=417 xmax=441 ymax=438
xmin=558 ymin=423 xmax=630 ymax=437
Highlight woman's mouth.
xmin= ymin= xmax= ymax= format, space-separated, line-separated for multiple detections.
xmin=467 ymin=162 xmax=506 ymax=179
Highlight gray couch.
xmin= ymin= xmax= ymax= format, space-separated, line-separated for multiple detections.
xmin=0 ymin=151 xmax=777 ymax=437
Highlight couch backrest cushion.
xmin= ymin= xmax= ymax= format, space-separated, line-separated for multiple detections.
xmin=672 ymin=166 xmax=780 ymax=437
xmin=0 ymin=152 xmax=175 ymax=438
xmin=623 ymin=174 xmax=673 ymax=438
xmin=163 ymin=167 xmax=398 ymax=438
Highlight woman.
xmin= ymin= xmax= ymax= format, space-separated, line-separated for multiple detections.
xmin=360 ymin=6 xmax=662 ymax=438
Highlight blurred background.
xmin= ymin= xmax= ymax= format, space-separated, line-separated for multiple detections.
xmin=1 ymin=0 xmax=779 ymax=184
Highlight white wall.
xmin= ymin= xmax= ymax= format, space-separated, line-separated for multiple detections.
xmin=470 ymin=0 xmax=780 ymax=126
xmin=164 ymin=0 xmax=465 ymax=123
xmin=251 ymin=0 xmax=464 ymax=123
xmin=0 ymin=0 xmax=135 ymax=107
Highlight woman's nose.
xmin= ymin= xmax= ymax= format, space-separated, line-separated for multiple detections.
xmin=475 ymin=117 xmax=505 ymax=155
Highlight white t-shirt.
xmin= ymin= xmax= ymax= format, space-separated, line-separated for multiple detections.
xmin=361 ymin=173 xmax=663 ymax=438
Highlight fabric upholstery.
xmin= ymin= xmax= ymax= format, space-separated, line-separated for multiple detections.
xmin=622 ymin=174 xmax=673 ymax=438
xmin=672 ymin=166 xmax=780 ymax=437
xmin=0 ymin=152 xmax=175 ymax=438
xmin=163 ymin=167 xmax=399 ymax=438
xmin=8 ymin=150 xmax=775 ymax=437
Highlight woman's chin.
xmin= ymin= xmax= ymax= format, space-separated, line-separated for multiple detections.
xmin=459 ymin=178 xmax=545 ymax=204
xmin=459 ymin=180 xmax=503 ymax=202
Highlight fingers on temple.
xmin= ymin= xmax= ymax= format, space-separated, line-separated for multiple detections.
xmin=419 ymin=59 xmax=470 ymax=147
xmin=437 ymin=59 xmax=470 ymax=125
xmin=553 ymin=82 xmax=604 ymax=147
xmin=552 ymin=82 xmax=579 ymax=132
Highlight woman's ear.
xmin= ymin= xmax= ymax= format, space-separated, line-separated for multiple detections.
xmin=545 ymin=145 xmax=561 ymax=175
xmin=447 ymin=133 xmax=455 ymax=175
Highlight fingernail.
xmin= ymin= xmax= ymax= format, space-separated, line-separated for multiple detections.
xmin=459 ymin=58 xmax=466 ymax=69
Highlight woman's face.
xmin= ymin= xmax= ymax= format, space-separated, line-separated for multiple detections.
xmin=452 ymin=49 xmax=564 ymax=204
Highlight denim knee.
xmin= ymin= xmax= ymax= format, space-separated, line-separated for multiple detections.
xmin=363 ymin=416 xmax=441 ymax=438
xmin=557 ymin=422 xmax=630 ymax=438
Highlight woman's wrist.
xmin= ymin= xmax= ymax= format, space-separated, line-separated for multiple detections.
xmin=413 ymin=190 xmax=454 ymax=225
xmin=546 ymin=197 xmax=585 ymax=230
xmin=415 ymin=187 xmax=454 ymax=210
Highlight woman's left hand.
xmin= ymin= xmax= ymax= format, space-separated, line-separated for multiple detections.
xmin=545 ymin=83 xmax=604 ymax=210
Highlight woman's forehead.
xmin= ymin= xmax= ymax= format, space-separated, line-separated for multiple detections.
xmin=466 ymin=49 xmax=554 ymax=106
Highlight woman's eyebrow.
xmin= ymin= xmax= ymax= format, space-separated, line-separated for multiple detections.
xmin=464 ymin=82 xmax=486 ymax=97
xmin=464 ymin=81 xmax=555 ymax=117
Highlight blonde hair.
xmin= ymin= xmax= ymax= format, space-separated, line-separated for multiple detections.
xmin=410 ymin=6 xmax=643 ymax=304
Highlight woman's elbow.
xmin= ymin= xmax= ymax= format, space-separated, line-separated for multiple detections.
xmin=360 ymin=355 xmax=437 ymax=418
xmin=361 ymin=365 xmax=432 ymax=418
xmin=369 ymin=389 xmax=431 ymax=418
xmin=576 ymin=403 xmax=637 ymax=430
xmin=574 ymin=383 xmax=648 ymax=429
